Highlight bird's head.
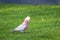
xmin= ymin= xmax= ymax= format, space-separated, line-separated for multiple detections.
xmin=24 ymin=16 xmax=30 ymax=25
xmin=24 ymin=16 xmax=30 ymax=22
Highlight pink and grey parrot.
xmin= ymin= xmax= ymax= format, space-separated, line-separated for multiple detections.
xmin=10 ymin=16 xmax=30 ymax=32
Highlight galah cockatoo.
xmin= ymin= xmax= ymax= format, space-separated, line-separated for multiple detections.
xmin=10 ymin=16 xmax=30 ymax=32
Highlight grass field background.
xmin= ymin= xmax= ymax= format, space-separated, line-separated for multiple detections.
xmin=0 ymin=4 xmax=60 ymax=40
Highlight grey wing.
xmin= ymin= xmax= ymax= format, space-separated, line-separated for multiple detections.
xmin=14 ymin=23 xmax=26 ymax=31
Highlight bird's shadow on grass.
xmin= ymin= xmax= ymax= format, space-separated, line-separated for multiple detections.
xmin=9 ymin=31 xmax=54 ymax=39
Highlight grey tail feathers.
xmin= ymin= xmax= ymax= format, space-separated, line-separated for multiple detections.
xmin=10 ymin=29 xmax=15 ymax=32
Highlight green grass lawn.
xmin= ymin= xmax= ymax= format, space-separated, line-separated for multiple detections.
xmin=0 ymin=4 xmax=60 ymax=40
